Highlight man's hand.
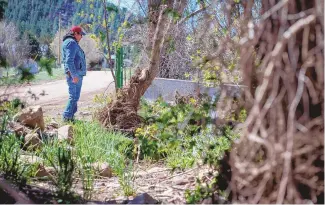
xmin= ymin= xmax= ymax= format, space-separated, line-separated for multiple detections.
xmin=72 ymin=76 xmax=79 ymax=84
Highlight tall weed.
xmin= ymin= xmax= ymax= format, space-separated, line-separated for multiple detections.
xmin=0 ymin=114 xmax=33 ymax=185
xmin=42 ymin=142 xmax=76 ymax=199
xmin=72 ymin=121 xmax=134 ymax=195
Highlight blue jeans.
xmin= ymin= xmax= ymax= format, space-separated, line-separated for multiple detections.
xmin=63 ymin=74 xmax=83 ymax=120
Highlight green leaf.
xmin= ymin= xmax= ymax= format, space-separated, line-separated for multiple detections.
xmin=0 ymin=56 xmax=8 ymax=68
xmin=99 ymin=31 xmax=106 ymax=43
xmin=106 ymin=5 xmax=118 ymax=13
xmin=38 ymin=57 xmax=55 ymax=76
xmin=17 ymin=66 xmax=35 ymax=82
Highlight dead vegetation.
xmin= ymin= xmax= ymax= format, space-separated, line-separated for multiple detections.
xmin=229 ymin=0 xmax=324 ymax=203
xmin=96 ymin=69 xmax=145 ymax=132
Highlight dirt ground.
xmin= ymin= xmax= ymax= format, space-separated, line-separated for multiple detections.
xmin=0 ymin=71 xmax=115 ymax=119
xmin=30 ymin=162 xmax=211 ymax=204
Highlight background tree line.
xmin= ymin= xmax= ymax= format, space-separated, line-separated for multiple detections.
xmin=4 ymin=0 xmax=128 ymax=42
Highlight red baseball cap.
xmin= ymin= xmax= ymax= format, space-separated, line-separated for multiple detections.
xmin=70 ymin=26 xmax=86 ymax=35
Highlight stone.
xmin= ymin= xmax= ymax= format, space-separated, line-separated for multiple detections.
xmin=201 ymin=197 xmax=213 ymax=204
xmin=35 ymin=165 xmax=55 ymax=178
xmin=44 ymin=131 xmax=57 ymax=138
xmin=8 ymin=121 xmax=31 ymax=136
xmin=48 ymin=120 xmax=59 ymax=129
xmin=13 ymin=106 xmax=45 ymax=131
xmin=88 ymin=201 xmax=117 ymax=204
xmin=172 ymin=177 xmax=188 ymax=186
xmin=128 ymin=193 xmax=158 ymax=204
xmin=20 ymin=155 xmax=43 ymax=164
xmin=24 ymin=133 xmax=42 ymax=149
xmin=10 ymin=122 xmax=24 ymax=135
xmin=93 ymin=162 xmax=113 ymax=178
xmin=58 ymin=125 xmax=73 ymax=143
xmin=80 ymin=111 xmax=91 ymax=116
xmin=188 ymin=176 xmax=195 ymax=182
xmin=114 ymin=196 xmax=129 ymax=204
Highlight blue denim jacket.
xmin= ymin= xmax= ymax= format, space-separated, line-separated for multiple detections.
xmin=62 ymin=36 xmax=87 ymax=78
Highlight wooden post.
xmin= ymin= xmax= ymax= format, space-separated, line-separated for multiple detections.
xmin=58 ymin=14 xmax=61 ymax=67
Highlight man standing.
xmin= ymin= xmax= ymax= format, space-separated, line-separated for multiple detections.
xmin=62 ymin=26 xmax=86 ymax=122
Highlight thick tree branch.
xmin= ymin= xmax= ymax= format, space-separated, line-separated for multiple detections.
xmin=176 ymin=6 xmax=207 ymax=26
xmin=102 ymin=0 xmax=117 ymax=92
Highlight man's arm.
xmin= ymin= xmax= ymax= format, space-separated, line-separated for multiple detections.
xmin=64 ymin=41 xmax=78 ymax=79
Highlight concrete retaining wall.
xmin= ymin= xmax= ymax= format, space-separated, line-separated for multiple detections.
xmin=143 ymin=78 xmax=244 ymax=102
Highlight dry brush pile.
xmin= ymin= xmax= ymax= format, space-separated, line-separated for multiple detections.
xmin=229 ymin=0 xmax=324 ymax=203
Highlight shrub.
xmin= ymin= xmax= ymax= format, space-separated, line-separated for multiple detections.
xmin=0 ymin=21 xmax=31 ymax=67
xmin=136 ymin=96 xmax=219 ymax=169
xmin=0 ymin=115 xmax=34 ymax=185
xmin=42 ymin=142 xmax=76 ymax=199
xmin=72 ymin=120 xmax=134 ymax=196
xmin=78 ymin=155 xmax=95 ymax=200
xmin=185 ymin=127 xmax=239 ymax=203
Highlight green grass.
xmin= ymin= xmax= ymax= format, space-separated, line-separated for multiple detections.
xmin=33 ymin=68 xmax=65 ymax=83
xmin=72 ymin=121 xmax=133 ymax=174
xmin=41 ymin=119 xmax=133 ymax=175
xmin=0 ymin=68 xmax=65 ymax=86
xmin=37 ymin=120 xmax=135 ymax=197
xmin=73 ymin=120 xmax=136 ymax=196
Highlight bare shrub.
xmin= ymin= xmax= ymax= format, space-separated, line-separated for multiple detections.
xmin=0 ymin=21 xmax=31 ymax=67
xmin=229 ymin=0 xmax=324 ymax=203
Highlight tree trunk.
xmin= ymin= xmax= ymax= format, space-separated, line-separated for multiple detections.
xmin=102 ymin=0 xmax=117 ymax=92
xmin=158 ymin=0 xmax=188 ymax=79
xmin=97 ymin=1 xmax=172 ymax=131
xmin=146 ymin=0 xmax=173 ymax=53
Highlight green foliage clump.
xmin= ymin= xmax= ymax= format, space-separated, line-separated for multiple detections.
xmin=185 ymin=127 xmax=240 ymax=204
xmin=78 ymin=155 xmax=95 ymax=200
xmin=136 ymin=96 xmax=243 ymax=202
xmin=185 ymin=178 xmax=216 ymax=204
xmin=0 ymin=133 xmax=29 ymax=184
xmin=73 ymin=121 xmax=132 ymax=172
xmin=0 ymin=98 xmax=25 ymax=118
xmin=38 ymin=57 xmax=55 ymax=76
xmin=42 ymin=142 xmax=75 ymax=198
xmin=0 ymin=114 xmax=34 ymax=185
xmin=72 ymin=120 xmax=135 ymax=196
xmin=136 ymin=97 xmax=209 ymax=162
xmin=136 ymin=96 xmax=238 ymax=170
xmin=118 ymin=161 xmax=136 ymax=196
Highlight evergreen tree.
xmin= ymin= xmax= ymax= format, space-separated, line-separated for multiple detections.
xmin=4 ymin=0 xmax=133 ymax=44
xmin=0 ymin=0 xmax=7 ymax=20
xmin=24 ymin=32 xmax=41 ymax=60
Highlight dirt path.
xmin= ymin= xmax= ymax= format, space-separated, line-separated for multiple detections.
xmin=0 ymin=71 xmax=115 ymax=119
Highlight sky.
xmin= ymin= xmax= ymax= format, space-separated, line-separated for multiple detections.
xmin=108 ymin=0 xmax=140 ymax=13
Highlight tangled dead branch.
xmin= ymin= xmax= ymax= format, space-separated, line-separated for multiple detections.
xmin=229 ymin=0 xmax=324 ymax=203
xmin=96 ymin=68 xmax=145 ymax=132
